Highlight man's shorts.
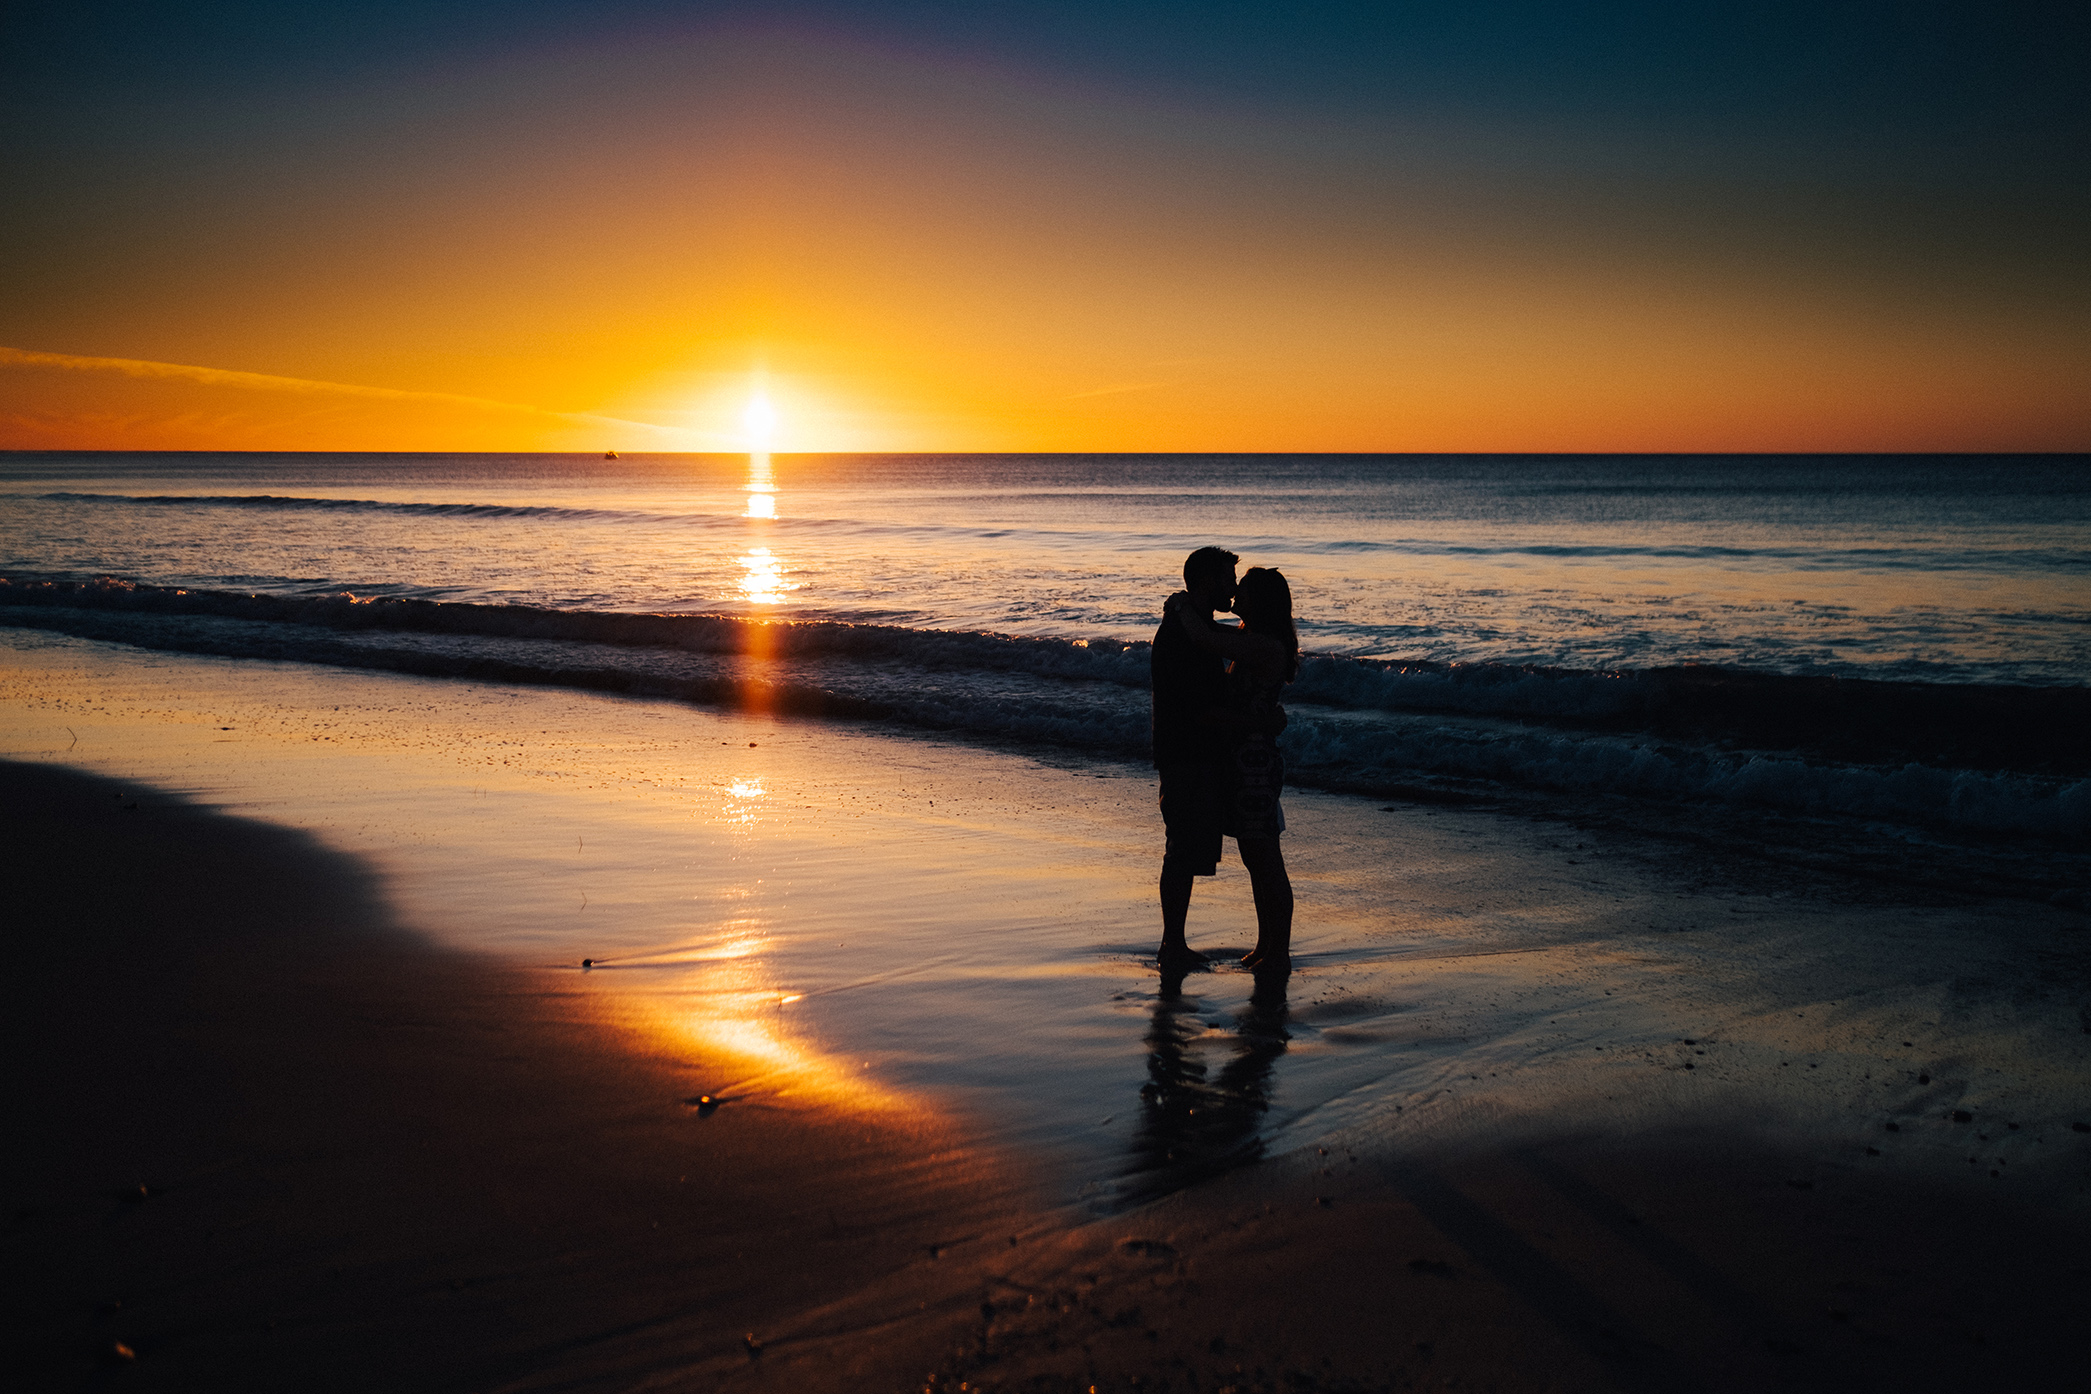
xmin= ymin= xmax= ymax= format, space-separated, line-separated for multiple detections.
xmin=1158 ymin=759 xmax=1228 ymax=877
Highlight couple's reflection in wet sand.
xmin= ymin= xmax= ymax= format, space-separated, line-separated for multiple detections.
xmin=1122 ymin=964 xmax=1291 ymax=1205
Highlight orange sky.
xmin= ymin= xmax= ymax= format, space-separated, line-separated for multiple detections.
xmin=4 ymin=23 xmax=2087 ymax=452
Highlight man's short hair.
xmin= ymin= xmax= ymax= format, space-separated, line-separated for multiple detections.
xmin=1183 ymin=546 xmax=1238 ymax=590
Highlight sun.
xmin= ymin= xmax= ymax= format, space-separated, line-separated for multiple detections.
xmin=742 ymin=394 xmax=778 ymax=451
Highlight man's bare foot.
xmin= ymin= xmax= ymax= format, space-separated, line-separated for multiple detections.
xmin=1157 ymin=941 xmax=1209 ymax=966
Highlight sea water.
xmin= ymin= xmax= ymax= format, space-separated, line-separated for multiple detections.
xmin=4 ymin=452 xmax=2087 ymax=678
xmin=3 ymin=452 xmax=2087 ymax=840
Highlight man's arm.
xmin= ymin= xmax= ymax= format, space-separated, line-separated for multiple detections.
xmin=1165 ymin=591 xmax=1289 ymax=669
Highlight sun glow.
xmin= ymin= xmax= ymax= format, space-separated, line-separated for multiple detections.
xmin=742 ymin=394 xmax=778 ymax=451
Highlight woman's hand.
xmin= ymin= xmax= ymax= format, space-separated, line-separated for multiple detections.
xmin=1163 ymin=589 xmax=1191 ymax=615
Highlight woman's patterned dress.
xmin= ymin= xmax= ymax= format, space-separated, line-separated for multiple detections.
xmin=1223 ymin=665 xmax=1287 ymax=838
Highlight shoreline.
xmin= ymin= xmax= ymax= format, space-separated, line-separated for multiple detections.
xmin=5 ymin=577 xmax=2088 ymax=889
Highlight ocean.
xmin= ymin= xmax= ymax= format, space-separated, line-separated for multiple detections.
xmin=4 ymin=452 xmax=2087 ymax=847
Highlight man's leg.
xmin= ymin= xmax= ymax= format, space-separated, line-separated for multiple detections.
xmin=1159 ymin=866 xmax=1196 ymax=951
xmin=1156 ymin=762 xmax=1220 ymax=962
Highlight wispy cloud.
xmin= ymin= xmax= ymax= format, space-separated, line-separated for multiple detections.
xmin=0 ymin=346 xmax=715 ymax=443
xmin=1062 ymin=381 xmax=1173 ymax=401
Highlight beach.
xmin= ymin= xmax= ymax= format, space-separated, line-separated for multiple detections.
xmin=7 ymin=631 xmax=2089 ymax=1391
xmin=9 ymin=0 xmax=2091 ymax=1371
xmin=10 ymin=0 xmax=2091 ymax=1379
xmin=5 ymin=757 xmax=1024 ymax=1393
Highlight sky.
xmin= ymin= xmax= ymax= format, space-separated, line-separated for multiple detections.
xmin=2 ymin=1 xmax=2087 ymax=452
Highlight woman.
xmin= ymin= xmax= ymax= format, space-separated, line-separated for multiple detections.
xmin=1166 ymin=566 xmax=1300 ymax=969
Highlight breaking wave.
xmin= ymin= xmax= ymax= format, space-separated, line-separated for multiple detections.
xmin=39 ymin=493 xmax=2083 ymax=569
xmin=4 ymin=573 xmax=2086 ymax=844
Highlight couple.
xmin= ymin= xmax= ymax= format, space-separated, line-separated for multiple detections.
xmin=1151 ymin=546 xmax=1299 ymax=972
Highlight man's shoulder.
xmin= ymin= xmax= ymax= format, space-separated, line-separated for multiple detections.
xmin=1151 ymin=620 xmax=1208 ymax=675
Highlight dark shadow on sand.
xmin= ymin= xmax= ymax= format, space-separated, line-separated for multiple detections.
xmin=1 ymin=760 xmax=1013 ymax=1394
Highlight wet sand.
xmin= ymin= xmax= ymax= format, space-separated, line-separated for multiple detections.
xmin=5 ymin=759 xmax=1028 ymax=1392
xmin=7 ymin=632 xmax=2091 ymax=1391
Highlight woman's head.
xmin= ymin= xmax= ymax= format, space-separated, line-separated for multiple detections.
xmin=1232 ymin=567 xmax=1300 ymax=680
xmin=1232 ymin=566 xmax=1290 ymax=624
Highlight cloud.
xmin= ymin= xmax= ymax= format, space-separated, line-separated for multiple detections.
xmin=0 ymin=346 xmax=714 ymax=445
xmin=1062 ymin=381 xmax=1172 ymax=401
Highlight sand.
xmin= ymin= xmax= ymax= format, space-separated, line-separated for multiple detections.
xmin=5 ymin=759 xmax=1029 ymax=1392
xmin=7 ymin=631 xmax=2091 ymax=1391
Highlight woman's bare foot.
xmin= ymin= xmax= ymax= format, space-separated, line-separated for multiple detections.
xmin=1241 ymin=945 xmax=1290 ymax=972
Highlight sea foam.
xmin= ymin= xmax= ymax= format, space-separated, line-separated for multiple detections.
xmin=5 ymin=575 xmax=2086 ymax=845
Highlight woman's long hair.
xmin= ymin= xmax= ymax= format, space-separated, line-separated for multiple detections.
xmin=1232 ymin=567 xmax=1299 ymax=682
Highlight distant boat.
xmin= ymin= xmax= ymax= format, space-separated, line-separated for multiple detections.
xmin=604 ymin=451 xmax=618 ymax=459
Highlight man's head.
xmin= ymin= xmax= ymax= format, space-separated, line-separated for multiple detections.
xmin=1182 ymin=546 xmax=1239 ymax=610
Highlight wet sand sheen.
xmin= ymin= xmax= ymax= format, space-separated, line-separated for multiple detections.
xmin=5 ymin=760 xmax=1030 ymax=1392
xmin=6 ymin=634 xmax=2091 ymax=1390
xmin=12 ymin=766 xmax=2091 ymax=1394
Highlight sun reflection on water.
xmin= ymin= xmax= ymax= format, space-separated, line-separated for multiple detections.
xmin=745 ymin=449 xmax=776 ymax=518
xmin=739 ymin=547 xmax=792 ymax=605
xmin=736 ymin=446 xmax=796 ymax=603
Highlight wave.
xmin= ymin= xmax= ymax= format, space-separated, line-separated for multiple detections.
xmin=42 ymin=491 xmax=648 ymax=523
xmin=3 ymin=573 xmax=2086 ymax=844
xmin=1291 ymin=654 xmax=2091 ymax=776
xmin=1281 ymin=707 xmax=2091 ymax=843
xmin=37 ymin=493 xmax=2081 ymax=570
xmin=0 ymin=573 xmax=1154 ymax=682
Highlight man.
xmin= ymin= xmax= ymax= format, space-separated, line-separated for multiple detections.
xmin=1150 ymin=545 xmax=1242 ymax=963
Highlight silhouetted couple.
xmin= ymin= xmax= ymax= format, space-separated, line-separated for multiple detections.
xmin=1151 ymin=546 xmax=1300 ymax=972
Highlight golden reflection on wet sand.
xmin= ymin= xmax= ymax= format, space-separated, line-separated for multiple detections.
xmin=622 ymin=948 xmax=912 ymax=1113
xmin=606 ymin=766 xmax=912 ymax=1115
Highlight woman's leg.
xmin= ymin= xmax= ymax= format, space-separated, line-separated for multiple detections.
xmin=1235 ymin=836 xmax=1292 ymax=968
